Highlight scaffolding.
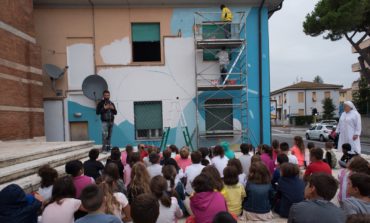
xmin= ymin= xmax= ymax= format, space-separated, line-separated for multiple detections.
xmin=194 ymin=11 xmax=253 ymax=147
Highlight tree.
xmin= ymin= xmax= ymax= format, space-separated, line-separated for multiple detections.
xmin=352 ymin=76 xmax=370 ymax=114
xmin=322 ymin=97 xmax=336 ymax=119
xmin=313 ymin=75 xmax=324 ymax=84
xmin=303 ymin=0 xmax=370 ymax=81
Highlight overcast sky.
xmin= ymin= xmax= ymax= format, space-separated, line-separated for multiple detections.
xmin=269 ymin=0 xmax=361 ymax=91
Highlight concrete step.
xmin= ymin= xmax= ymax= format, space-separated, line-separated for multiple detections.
xmin=0 ymin=141 xmax=94 ymax=168
xmin=0 ymin=151 xmax=110 ymax=193
xmin=0 ymin=146 xmax=95 ymax=185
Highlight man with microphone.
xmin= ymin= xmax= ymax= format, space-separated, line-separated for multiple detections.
xmin=96 ymin=90 xmax=117 ymax=152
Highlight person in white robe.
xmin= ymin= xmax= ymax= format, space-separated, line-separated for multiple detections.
xmin=336 ymin=101 xmax=362 ymax=154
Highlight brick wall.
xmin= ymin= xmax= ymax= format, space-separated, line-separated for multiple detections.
xmin=0 ymin=0 xmax=44 ymax=140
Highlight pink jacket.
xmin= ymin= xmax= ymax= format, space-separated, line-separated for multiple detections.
xmin=190 ymin=192 xmax=227 ymax=223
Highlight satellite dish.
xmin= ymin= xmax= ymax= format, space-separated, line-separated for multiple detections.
xmin=82 ymin=75 xmax=108 ymax=101
xmin=43 ymin=64 xmax=66 ymax=79
xmin=43 ymin=64 xmax=67 ymax=92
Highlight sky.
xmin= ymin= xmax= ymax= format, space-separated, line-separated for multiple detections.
xmin=269 ymin=0 xmax=361 ymax=91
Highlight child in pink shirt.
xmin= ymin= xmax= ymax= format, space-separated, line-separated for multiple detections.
xmin=189 ymin=174 xmax=227 ymax=223
xmin=176 ymin=147 xmax=192 ymax=172
xmin=291 ymin=136 xmax=305 ymax=168
xmin=65 ymin=160 xmax=94 ymax=198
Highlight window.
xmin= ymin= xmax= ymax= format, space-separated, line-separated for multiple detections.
xmin=316 ymin=125 xmax=323 ymax=130
xmin=312 ymin=92 xmax=317 ymax=102
xmin=132 ymin=23 xmax=161 ymax=62
xmin=205 ymin=99 xmax=233 ymax=133
xmin=134 ymin=101 xmax=163 ymax=139
xmin=278 ymin=96 xmax=282 ymax=105
xmin=298 ymin=92 xmax=304 ymax=103
xmin=284 ymin=93 xmax=287 ymax=104
xmin=324 ymin=91 xmax=331 ymax=98
xmin=298 ymin=109 xmax=304 ymax=116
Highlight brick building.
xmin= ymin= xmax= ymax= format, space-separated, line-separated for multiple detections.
xmin=0 ymin=0 xmax=44 ymax=140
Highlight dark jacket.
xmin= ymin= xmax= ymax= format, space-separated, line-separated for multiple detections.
xmin=243 ymin=183 xmax=274 ymax=214
xmin=96 ymin=99 xmax=117 ymax=122
xmin=106 ymin=159 xmax=124 ymax=179
xmin=0 ymin=184 xmax=41 ymax=223
xmin=275 ymin=176 xmax=305 ymax=218
xmin=83 ymin=159 xmax=104 ymax=180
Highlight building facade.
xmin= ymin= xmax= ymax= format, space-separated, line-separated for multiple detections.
xmin=0 ymin=0 xmax=44 ymax=140
xmin=33 ymin=0 xmax=283 ymax=148
xmin=271 ymin=81 xmax=342 ymax=125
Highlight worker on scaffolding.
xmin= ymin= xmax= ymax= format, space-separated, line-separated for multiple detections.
xmin=216 ymin=46 xmax=229 ymax=84
xmin=220 ymin=4 xmax=233 ymax=39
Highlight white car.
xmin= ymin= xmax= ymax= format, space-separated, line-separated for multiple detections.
xmin=305 ymin=124 xmax=334 ymax=142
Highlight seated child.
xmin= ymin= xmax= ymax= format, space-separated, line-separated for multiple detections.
xmin=288 ymin=173 xmax=345 ymax=223
xmin=131 ymin=194 xmax=159 ymax=223
xmin=303 ymin=148 xmax=331 ymax=182
xmin=0 ymin=184 xmax=42 ymax=223
xmin=176 ymin=147 xmax=192 ymax=172
xmin=37 ymin=165 xmax=58 ymax=202
xmin=147 ymin=152 xmax=163 ymax=178
xmin=227 ymin=158 xmax=247 ymax=187
xmin=123 ymin=152 xmax=141 ymax=187
xmin=75 ymin=184 xmax=121 ymax=223
xmin=106 ymin=147 xmax=124 ymax=179
xmin=338 ymin=143 xmax=358 ymax=168
xmin=223 ymin=166 xmax=246 ymax=216
xmin=243 ymin=162 xmax=274 ymax=221
xmin=342 ymin=173 xmax=370 ymax=216
xmin=323 ymin=142 xmax=337 ymax=169
xmin=99 ymin=176 xmax=131 ymax=222
xmin=280 ymin=142 xmax=298 ymax=165
xmin=150 ymin=176 xmax=183 ymax=223
xmin=42 ymin=176 xmax=82 ymax=223
xmin=190 ymin=174 xmax=227 ymax=223
xmin=162 ymin=165 xmax=186 ymax=215
xmin=65 ymin=160 xmax=95 ymax=198
xmin=274 ymin=163 xmax=305 ymax=218
xmin=338 ymin=156 xmax=370 ymax=205
xmin=212 ymin=212 xmax=237 ymax=223
xmin=238 ymin=143 xmax=253 ymax=176
xmin=271 ymin=154 xmax=289 ymax=190
xmin=305 ymin=142 xmax=315 ymax=167
xmin=83 ymin=148 xmax=104 ymax=180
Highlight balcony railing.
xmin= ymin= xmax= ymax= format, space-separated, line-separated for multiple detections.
xmin=194 ymin=11 xmax=247 ymax=41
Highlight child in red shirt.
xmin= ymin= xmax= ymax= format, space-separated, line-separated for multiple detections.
xmin=304 ymin=148 xmax=331 ymax=182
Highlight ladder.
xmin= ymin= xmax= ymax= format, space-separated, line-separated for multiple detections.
xmin=160 ymin=98 xmax=194 ymax=152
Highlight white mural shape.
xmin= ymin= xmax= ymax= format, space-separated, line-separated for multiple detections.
xmin=100 ymin=37 xmax=132 ymax=65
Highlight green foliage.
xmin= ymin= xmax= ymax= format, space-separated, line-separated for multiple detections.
xmin=322 ymin=97 xmax=336 ymax=119
xmin=313 ymin=75 xmax=324 ymax=83
xmin=289 ymin=116 xmax=313 ymax=126
xmin=352 ymin=76 xmax=370 ymax=114
xmin=303 ymin=0 xmax=370 ymax=40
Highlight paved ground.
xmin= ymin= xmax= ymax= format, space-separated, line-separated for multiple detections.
xmin=272 ymin=126 xmax=370 ymax=155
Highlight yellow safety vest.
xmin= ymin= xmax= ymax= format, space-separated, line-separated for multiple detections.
xmin=221 ymin=7 xmax=233 ymax=22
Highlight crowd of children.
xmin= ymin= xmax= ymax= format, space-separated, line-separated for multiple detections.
xmin=0 ymin=139 xmax=369 ymax=223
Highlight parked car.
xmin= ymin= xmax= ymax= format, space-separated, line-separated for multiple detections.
xmin=319 ymin=120 xmax=338 ymax=126
xmin=306 ymin=124 xmax=334 ymax=142
xmin=310 ymin=119 xmax=337 ymax=128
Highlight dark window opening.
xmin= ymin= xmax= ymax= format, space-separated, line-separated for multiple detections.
xmin=132 ymin=23 xmax=161 ymax=62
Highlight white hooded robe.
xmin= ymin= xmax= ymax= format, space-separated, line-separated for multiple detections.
xmin=336 ymin=101 xmax=362 ymax=154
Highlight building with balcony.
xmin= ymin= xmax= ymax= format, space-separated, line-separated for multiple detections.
xmin=271 ymin=81 xmax=342 ymax=124
xmin=1 ymin=0 xmax=284 ymax=147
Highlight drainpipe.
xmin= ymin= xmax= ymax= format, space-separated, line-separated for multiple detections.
xmin=88 ymin=0 xmax=97 ymax=74
xmin=258 ymin=0 xmax=265 ymax=144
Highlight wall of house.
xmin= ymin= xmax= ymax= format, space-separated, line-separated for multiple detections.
xmin=0 ymin=0 xmax=44 ymax=140
xmin=34 ymin=5 xmax=271 ymax=147
xmin=271 ymin=88 xmax=341 ymax=123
